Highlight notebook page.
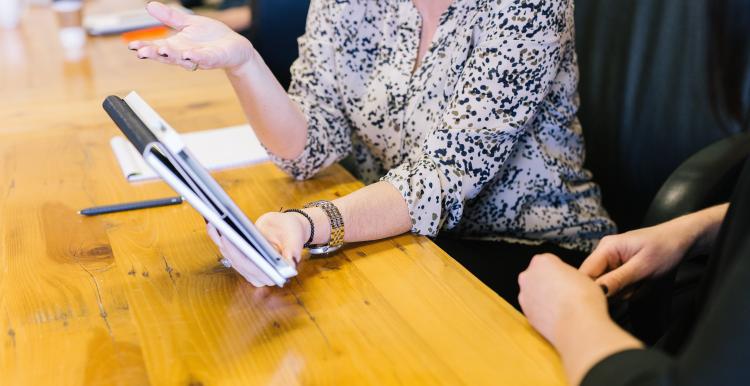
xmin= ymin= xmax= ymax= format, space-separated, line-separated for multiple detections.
xmin=110 ymin=124 xmax=269 ymax=182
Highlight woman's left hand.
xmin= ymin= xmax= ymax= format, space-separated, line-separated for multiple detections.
xmin=206 ymin=211 xmax=309 ymax=287
xmin=518 ymin=254 xmax=609 ymax=346
xmin=128 ymin=2 xmax=255 ymax=73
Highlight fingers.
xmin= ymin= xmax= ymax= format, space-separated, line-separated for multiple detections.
xmin=129 ymin=40 xmax=197 ymax=70
xmin=219 ymin=235 xmax=275 ymax=287
xmin=279 ymin=237 xmax=303 ymax=264
xmin=127 ymin=40 xmax=148 ymax=51
xmin=146 ymin=2 xmax=192 ymax=31
xmin=206 ymin=223 xmax=222 ymax=246
xmin=593 ymin=256 xmax=643 ymax=296
xmin=519 ymin=253 xmax=560 ymax=284
xmin=182 ymin=47 xmax=222 ymax=69
xmin=518 ymin=254 xmax=565 ymax=312
xmin=579 ymin=247 xmax=611 ymax=279
xmin=244 ymin=274 xmax=263 ymax=287
xmin=579 ymin=236 xmax=618 ymax=279
xmin=152 ymin=43 xmax=195 ymax=69
xmin=155 ymin=44 xmax=180 ymax=60
xmin=207 ymin=223 xmax=274 ymax=287
xmin=528 ymin=253 xmax=563 ymax=269
xmin=256 ymin=221 xmax=302 ymax=264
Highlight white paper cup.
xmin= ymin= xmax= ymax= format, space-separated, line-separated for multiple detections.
xmin=52 ymin=1 xmax=85 ymax=61
xmin=51 ymin=0 xmax=83 ymax=28
xmin=59 ymin=26 xmax=85 ymax=61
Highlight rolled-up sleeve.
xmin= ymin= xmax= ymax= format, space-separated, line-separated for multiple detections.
xmin=381 ymin=27 xmax=566 ymax=235
xmin=268 ymin=0 xmax=352 ymax=180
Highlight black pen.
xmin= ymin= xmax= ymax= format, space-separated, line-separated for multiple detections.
xmin=78 ymin=196 xmax=184 ymax=216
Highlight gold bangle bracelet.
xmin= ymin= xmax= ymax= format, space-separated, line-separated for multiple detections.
xmin=303 ymin=200 xmax=344 ymax=255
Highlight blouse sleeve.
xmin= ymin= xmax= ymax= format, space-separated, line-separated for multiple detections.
xmin=267 ymin=0 xmax=352 ymax=180
xmin=381 ymin=1 xmax=572 ymax=235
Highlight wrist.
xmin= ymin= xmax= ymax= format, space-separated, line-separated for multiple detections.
xmin=555 ymin=313 xmax=643 ymax=386
xmin=674 ymin=207 xmax=721 ymax=256
xmin=285 ymin=211 xmax=313 ymax=247
xmin=225 ymin=43 xmax=262 ymax=79
xmin=302 ymin=207 xmax=331 ymax=245
xmin=552 ymin=299 xmax=610 ymax=349
xmin=691 ymin=204 xmax=729 ymax=254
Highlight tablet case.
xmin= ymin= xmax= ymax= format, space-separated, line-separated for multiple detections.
xmin=103 ymin=93 xmax=296 ymax=286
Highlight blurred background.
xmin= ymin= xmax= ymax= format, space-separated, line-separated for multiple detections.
xmin=0 ymin=0 xmax=310 ymax=107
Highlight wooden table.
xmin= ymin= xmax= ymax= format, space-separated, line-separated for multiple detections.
xmin=0 ymin=3 xmax=567 ymax=385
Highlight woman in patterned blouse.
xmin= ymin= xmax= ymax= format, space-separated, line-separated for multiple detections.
xmin=129 ymin=1 xmax=616 ymax=298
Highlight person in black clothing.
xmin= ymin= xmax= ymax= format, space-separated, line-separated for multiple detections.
xmin=517 ymin=0 xmax=750 ymax=385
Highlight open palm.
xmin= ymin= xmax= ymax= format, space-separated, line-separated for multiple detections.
xmin=128 ymin=2 xmax=253 ymax=71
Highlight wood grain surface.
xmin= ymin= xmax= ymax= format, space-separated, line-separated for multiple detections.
xmin=0 ymin=3 xmax=567 ymax=385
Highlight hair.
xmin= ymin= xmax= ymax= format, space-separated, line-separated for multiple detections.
xmin=709 ymin=0 xmax=750 ymax=131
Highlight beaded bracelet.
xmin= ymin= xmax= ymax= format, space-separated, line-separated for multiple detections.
xmin=282 ymin=209 xmax=315 ymax=248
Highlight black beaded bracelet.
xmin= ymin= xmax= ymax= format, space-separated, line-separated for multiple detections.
xmin=282 ymin=209 xmax=315 ymax=248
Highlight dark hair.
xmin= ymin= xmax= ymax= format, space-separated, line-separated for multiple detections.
xmin=709 ymin=0 xmax=750 ymax=131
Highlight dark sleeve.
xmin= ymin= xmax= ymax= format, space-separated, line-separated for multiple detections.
xmin=582 ymin=242 xmax=750 ymax=386
xmin=179 ymin=0 xmax=204 ymax=9
xmin=582 ymin=349 xmax=673 ymax=386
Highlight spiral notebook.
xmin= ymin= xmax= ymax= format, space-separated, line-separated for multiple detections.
xmin=110 ymin=124 xmax=269 ymax=182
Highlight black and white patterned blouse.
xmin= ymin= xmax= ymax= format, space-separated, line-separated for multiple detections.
xmin=269 ymin=0 xmax=617 ymax=251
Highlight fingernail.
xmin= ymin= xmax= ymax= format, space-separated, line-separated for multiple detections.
xmin=600 ymin=284 xmax=609 ymax=295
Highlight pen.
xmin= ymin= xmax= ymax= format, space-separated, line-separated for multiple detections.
xmin=78 ymin=196 xmax=184 ymax=216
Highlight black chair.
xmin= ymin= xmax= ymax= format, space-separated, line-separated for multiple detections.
xmin=246 ymin=0 xmax=311 ymax=89
xmin=575 ymin=0 xmax=750 ymax=344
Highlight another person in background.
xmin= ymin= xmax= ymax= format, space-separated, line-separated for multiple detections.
xmin=128 ymin=1 xmax=615 ymax=302
xmin=518 ymin=0 xmax=750 ymax=384
xmin=180 ymin=0 xmax=252 ymax=31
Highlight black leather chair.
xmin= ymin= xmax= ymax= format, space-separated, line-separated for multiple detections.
xmin=575 ymin=0 xmax=750 ymax=344
xmin=246 ymin=0 xmax=310 ymax=89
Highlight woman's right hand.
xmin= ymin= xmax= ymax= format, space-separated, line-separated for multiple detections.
xmin=206 ymin=211 xmax=309 ymax=287
xmin=579 ymin=219 xmax=699 ymax=297
xmin=127 ymin=2 xmax=255 ymax=73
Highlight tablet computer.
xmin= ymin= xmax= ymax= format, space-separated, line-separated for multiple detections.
xmin=103 ymin=91 xmax=296 ymax=287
